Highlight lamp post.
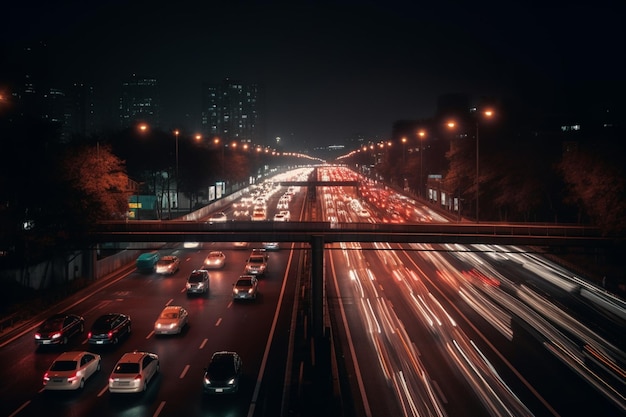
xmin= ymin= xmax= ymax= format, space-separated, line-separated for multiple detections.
xmin=418 ymin=130 xmax=426 ymax=198
xmin=174 ymin=129 xmax=179 ymax=213
xmin=475 ymin=109 xmax=493 ymax=223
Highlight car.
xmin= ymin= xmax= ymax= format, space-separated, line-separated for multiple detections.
xmin=244 ymin=251 xmax=269 ymax=276
xmin=207 ymin=212 xmax=228 ymax=223
xmin=154 ymin=305 xmax=189 ymax=335
xmin=233 ymin=241 xmax=249 ymax=249
xmin=186 ymin=270 xmax=210 ymax=295
xmin=43 ymin=351 xmax=101 ymax=391
xmin=108 ymin=351 xmax=159 ymax=393
xmin=262 ymin=242 xmax=280 ymax=251
xmin=136 ymin=251 xmax=160 ymax=272
xmin=251 ymin=208 xmax=266 ymax=221
xmin=202 ymin=351 xmax=242 ymax=394
xmin=232 ymin=275 xmax=259 ymax=300
xmin=280 ymin=210 xmax=291 ymax=221
xmin=35 ymin=313 xmax=85 ymax=346
xmin=273 ymin=213 xmax=287 ymax=222
xmin=155 ymin=255 xmax=180 ymax=275
xmin=183 ymin=241 xmax=201 ymax=249
xmin=88 ymin=313 xmax=132 ymax=345
xmin=203 ymin=251 xmax=226 ymax=269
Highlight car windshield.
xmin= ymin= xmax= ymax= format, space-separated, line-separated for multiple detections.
xmin=50 ymin=360 xmax=77 ymax=371
xmin=207 ymin=355 xmax=235 ymax=378
xmin=248 ymin=257 xmax=263 ymax=264
xmin=114 ymin=363 xmax=140 ymax=374
xmin=157 ymin=259 xmax=173 ymax=265
xmin=93 ymin=315 xmax=115 ymax=329
xmin=160 ymin=312 xmax=178 ymax=319
xmin=236 ymin=279 xmax=253 ymax=287
xmin=40 ymin=317 xmax=64 ymax=331
xmin=188 ymin=273 xmax=205 ymax=282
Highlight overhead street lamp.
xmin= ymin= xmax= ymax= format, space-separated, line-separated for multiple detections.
xmin=174 ymin=129 xmax=179 ymax=212
xmin=418 ymin=129 xmax=426 ymax=198
xmin=475 ymin=109 xmax=494 ymax=223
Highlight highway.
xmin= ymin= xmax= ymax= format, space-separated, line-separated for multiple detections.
xmin=1 ymin=166 xmax=624 ymax=417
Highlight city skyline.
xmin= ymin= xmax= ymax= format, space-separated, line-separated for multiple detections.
xmin=2 ymin=1 xmax=625 ymax=148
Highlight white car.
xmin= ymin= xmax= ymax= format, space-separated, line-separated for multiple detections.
xmin=262 ymin=242 xmax=280 ymax=251
xmin=109 ymin=351 xmax=159 ymax=393
xmin=154 ymin=306 xmax=189 ymax=335
xmin=208 ymin=212 xmax=228 ymax=223
xmin=204 ymin=251 xmax=226 ymax=269
xmin=273 ymin=213 xmax=287 ymax=222
xmin=279 ymin=210 xmax=291 ymax=221
xmin=183 ymin=242 xmax=201 ymax=249
xmin=43 ymin=351 xmax=101 ymax=391
xmin=233 ymin=241 xmax=249 ymax=249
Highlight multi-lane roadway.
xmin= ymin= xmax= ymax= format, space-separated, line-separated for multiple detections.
xmin=1 ymin=165 xmax=624 ymax=417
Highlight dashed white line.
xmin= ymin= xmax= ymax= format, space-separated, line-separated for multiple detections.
xmin=165 ymin=298 xmax=174 ymax=306
xmin=199 ymin=338 xmax=208 ymax=349
xmin=215 ymin=318 xmax=222 ymax=326
xmin=97 ymin=384 xmax=108 ymax=397
xmin=8 ymin=400 xmax=30 ymax=417
xmin=153 ymin=401 xmax=166 ymax=417
xmin=179 ymin=364 xmax=190 ymax=379
xmin=146 ymin=330 xmax=154 ymax=339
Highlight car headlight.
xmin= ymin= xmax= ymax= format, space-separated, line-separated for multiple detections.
xmin=186 ymin=283 xmax=191 ymax=289
xmin=227 ymin=378 xmax=235 ymax=385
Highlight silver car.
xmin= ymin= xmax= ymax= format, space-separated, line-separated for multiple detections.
xmin=43 ymin=351 xmax=101 ymax=391
xmin=203 ymin=251 xmax=226 ymax=269
xmin=109 ymin=351 xmax=159 ymax=393
xmin=154 ymin=306 xmax=189 ymax=335
xmin=155 ymin=255 xmax=180 ymax=275
xmin=186 ymin=270 xmax=210 ymax=295
xmin=232 ymin=275 xmax=259 ymax=300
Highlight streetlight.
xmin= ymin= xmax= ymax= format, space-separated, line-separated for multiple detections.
xmin=475 ymin=109 xmax=494 ymax=223
xmin=417 ymin=130 xmax=426 ymax=198
xmin=174 ymin=130 xmax=179 ymax=212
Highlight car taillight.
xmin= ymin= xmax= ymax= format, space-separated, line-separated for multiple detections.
xmin=67 ymin=373 xmax=78 ymax=382
xmin=43 ymin=372 xmax=50 ymax=382
xmin=35 ymin=333 xmax=41 ymax=339
xmin=108 ymin=331 xmax=114 ymax=338
xmin=51 ymin=332 xmax=62 ymax=339
xmin=87 ymin=332 xmax=92 ymax=338
xmin=134 ymin=374 xmax=142 ymax=380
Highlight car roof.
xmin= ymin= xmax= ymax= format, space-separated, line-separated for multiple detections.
xmin=117 ymin=351 xmax=151 ymax=363
xmin=54 ymin=351 xmax=92 ymax=361
xmin=160 ymin=255 xmax=177 ymax=261
xmin=161 ymin=305 xmax=183 ymax=312
xmin=208 ymin=251 xmax=223 ymax=256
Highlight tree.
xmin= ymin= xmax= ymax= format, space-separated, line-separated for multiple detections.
xmin=558 ymin=142 xmax=626 ymax=235
xmin=60 ymin=143 xmax=131 ymax=224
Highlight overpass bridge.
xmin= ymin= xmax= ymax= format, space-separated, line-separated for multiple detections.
xmin=91 ymin=216 xmax=617 ymax=339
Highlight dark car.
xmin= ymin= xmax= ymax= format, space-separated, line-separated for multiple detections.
xmin=202 ymin=351 xmax=242 ymax=394
xmin=88 ymin=313 xmax=132 ymax=345
xmin=35 ymin=314 xmax=85 ymax=346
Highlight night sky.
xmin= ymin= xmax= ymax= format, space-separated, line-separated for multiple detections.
xmin=2 ymin=0 xmax=624 ymax=148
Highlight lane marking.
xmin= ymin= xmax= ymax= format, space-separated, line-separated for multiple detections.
xmin=179 ymin=364 xmax=190 ymax=379
xmin=165 ymin=298 xmax=174 ymax=306
xmin=97 ymin=385 xmax=108 ymax=397
xmin=146 ymin=330 xmax=154 ymax=339
xmin=153 ymin=401 xmax=166 ymax=417
xmin=199 ymin=338 xmax=208 ymax=349
xmin=215 ymin=318 xmax=222 ymax=326
xmin=8 ymin=400 xmax=30 ymax=417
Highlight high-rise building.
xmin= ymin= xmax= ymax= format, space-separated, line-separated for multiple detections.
xmin=65 ymin=82 xmax=96 ymax=137
xmin=119 ymin=75 xmax=160 ymax=128
xmin=201 ymin=78 xmax=264 ymax=143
